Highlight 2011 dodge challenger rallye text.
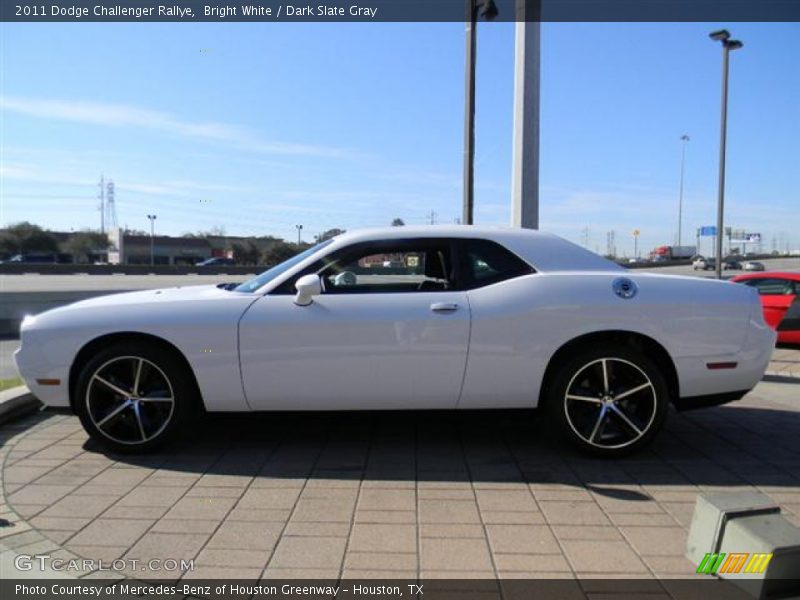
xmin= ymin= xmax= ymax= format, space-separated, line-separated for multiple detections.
xmin=14 ymin=226 xmax=775 ymax=456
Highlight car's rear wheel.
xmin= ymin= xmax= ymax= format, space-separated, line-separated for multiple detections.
xmin=75 ymin=342 xmax=195 ymax=453
xmin=547 ymin=346 xmax=669 ymax=457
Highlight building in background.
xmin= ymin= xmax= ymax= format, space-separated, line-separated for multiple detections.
xmin=118 ymin=233 xmax=210 ymax=265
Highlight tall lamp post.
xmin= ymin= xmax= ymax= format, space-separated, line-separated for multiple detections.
xmin=709 ymin=29 xmax=743 ymax=279
xmin=677 ymin=134 xmax=690 ymax=247
xmin=462 ymin=0 xmax=498 ymax=226
xmin=146 ymin=214 xmax=157 ymax=266
xmin=295 ymin=224 xmax=303 ymax=245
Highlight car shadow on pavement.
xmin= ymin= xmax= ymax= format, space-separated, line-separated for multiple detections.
xmin=78 ymin=405 xmax=800 ymax=492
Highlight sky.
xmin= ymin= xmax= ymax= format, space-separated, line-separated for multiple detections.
xmin=1 ymin=21 xmax=798 ymax=256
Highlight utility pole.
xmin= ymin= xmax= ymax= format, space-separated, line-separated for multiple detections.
xmin=462 ymin=0 xmax=498 ymax=226
xmin=147 ymin=214 xmax=157 ymax=266
xmin=510 ymin=2 xmax=540 ymax=230
xmin=427 ymin=211 xmax=438 ymax=225
xmin=295 ymin=224 xmax=303 ymax=245
xmin=677 ymin=134 xmax=689 ymax=246
xmin=710 ymin=29 xmax=743 ymax=279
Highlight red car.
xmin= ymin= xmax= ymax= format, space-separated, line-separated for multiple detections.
xmin=731 ymin=272 xmax=800 ymax=345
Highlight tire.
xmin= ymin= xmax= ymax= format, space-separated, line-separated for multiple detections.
xmin=74 ymin=341 xmax=197 ymax=453
xmin=546 ymin=345 xmax=669 ymax=457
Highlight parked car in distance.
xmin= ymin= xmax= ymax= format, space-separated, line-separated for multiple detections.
xmin=743 ymin=261 xmax=766 ymax=272
xmin=1 ymin=253 xmax=61 ymax=264
xmin=196 ymin=257 xmax=235 ymax=266
xmin=692 ymin=257 xmax=716 ymax=271
xmin=722 ymin=258 xmax=742 ymax=270
xmin=731 ymin=272 xmax=800 ymax=345
xmin=15 ymin=226 xmax=775 ymax=457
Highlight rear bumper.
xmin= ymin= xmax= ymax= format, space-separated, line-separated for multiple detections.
xmin=674 ymin=297 xmax=776 ymax=399
xmin=673 ymin=389 xmax=749 ymax=412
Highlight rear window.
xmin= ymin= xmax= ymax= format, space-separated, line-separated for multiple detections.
xmin=742 ymin=278 xmax=795 ymax=295
xmin=459 ymin=239 xmax=534 ymax=289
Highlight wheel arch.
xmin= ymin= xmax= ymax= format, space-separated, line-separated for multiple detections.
xmin=539 ymin=330 xmax=679 ymax=407
xmin=69 ymin=331 xmax=204 ymax=412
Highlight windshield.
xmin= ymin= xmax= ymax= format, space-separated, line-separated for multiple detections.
xmin=234 ymin=239 xmax=334 ymax=293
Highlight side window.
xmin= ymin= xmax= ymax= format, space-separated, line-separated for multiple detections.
xmin=318 ymin=243 xmax=454 ymax=294
xmin=746 ymin=278 xmax=793 ymax=295
xmin=459 ymin=239 xmax=534 ymax=289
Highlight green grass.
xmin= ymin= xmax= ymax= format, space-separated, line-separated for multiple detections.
xmin=0 ymin=377 xmax=23 ymax=392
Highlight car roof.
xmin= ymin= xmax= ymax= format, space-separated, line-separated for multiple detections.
xmin=329 ymin=226 xmax=621 ymax=273
xmin=732 ymin=271 xmax=800 ymax=281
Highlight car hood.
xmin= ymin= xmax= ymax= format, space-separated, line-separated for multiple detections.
xmin=64 ymin=284 xmax=243 ymax=309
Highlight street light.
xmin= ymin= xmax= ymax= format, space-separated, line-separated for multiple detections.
xmin=709 ymin=29 xmax=743 ymax=279
xmin=462 ymin=0 xmax=498 ymax=226
xmin=146 ymin=214 xmax=157 ymax=266
xmin=295 ymin=224 xmax=303 ymax=245
xmin=677 ymin=134 xmax=690 ymax=247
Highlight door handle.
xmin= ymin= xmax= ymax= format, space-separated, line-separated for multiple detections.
xmin=431 ymin=302 xmax=459 ymax=313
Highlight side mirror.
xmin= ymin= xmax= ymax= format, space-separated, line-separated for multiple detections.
xmin=294 ymin=274 xmax=322 ymax=306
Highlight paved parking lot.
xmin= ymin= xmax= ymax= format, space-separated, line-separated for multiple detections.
xmin=1 ymin=380 xmax=798 ymax=581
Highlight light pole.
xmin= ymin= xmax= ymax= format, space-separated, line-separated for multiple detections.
xmin=462 ymin=0 xmax=498 ymax=226
xmin=677 ymin=134 xmax=690 ymax=247
xmin=147 ymin=214 xmax=157 ymax=266
xmin=295 ymin=224 xmax=303 ymax=245
xmin=710 ymin=29 xmax=743 ymax=279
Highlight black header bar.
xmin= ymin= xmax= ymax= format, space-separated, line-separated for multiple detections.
xmin=3 ymin=0 xmax=800 ymax=23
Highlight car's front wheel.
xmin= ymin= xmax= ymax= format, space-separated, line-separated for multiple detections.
xmin=547 ymin=346 xmax=669 ymax=457
xmin=75 ymin=342 xmax=196 ymax=453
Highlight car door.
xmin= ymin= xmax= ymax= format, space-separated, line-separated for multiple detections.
xmin=238 ymin=238 xmax=470 ymax=410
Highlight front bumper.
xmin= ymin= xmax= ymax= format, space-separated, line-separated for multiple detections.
xmin=14 ymin=338 xmax=72 ymax=409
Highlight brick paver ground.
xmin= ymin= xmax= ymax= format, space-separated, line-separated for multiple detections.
xmin=1 ymin=382 xmax=799 ymax=582
xmin=767 ymin=346 xmax=800 ymax=379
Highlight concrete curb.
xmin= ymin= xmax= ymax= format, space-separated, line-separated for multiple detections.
xmin=763 ymin=372 xmax=800 ymax=384
xmin=0 ymin=386 xmax=42 ymax=425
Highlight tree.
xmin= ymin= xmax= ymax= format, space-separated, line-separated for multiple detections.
xmin=183 ymin=226 xmax=227 ymax=238
xmin=262 ymin=241 xmax=300 ymax=266
xmin=318 ymin=228 xmax=345 ymax=242
xmin=64 ymin=231 xmax=109 ymax=263
xmin=391 ymin=218 xmax=405 ymax=227
xmin=123 ymin=227 xmax=148 ymax=236
xmin=0 ymin=222 xmax=59 ymax=256
xmin=230 ymin=241 xmax=261 ymax=265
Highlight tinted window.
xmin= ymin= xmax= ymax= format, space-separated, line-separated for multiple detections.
xmin=234 ymin=239 xmax=333 ymax=293
xmin=272 ymin=239 xmax=456 ymax=295
xmin=459 ymin=239 xmax=534 ymax=289
xmin=743 ymin=278 xmax=794 ymax=295
xmin=320 ymin=243 xmax=454 ymax=294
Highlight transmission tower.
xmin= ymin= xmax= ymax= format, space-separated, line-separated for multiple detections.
xmin=98 ymin=175 xmax=105 ymax=233
xmin=606 ymin=230 xmax=616 ymax=257
xmin=105 ymin=180 xmax=118 ymax=230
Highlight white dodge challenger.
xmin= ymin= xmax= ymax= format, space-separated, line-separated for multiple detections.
xmin=15 ymin=227 xmax=775 ymax=456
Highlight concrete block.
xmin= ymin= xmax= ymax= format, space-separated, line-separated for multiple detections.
xmin=686 ymin=492 xmax=780 ymax=565
xmin=687 ymin=492 xmax=800 ymax=599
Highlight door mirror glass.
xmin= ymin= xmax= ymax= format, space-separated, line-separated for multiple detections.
xmin=294 ymin=274 xmax=322 ymax=306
